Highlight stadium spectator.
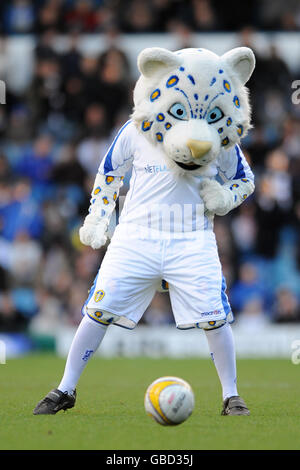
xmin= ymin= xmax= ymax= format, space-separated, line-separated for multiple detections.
xmin=0 ymin=290 xmax=29 ymax=331
xmin=26 ymin=55 xmax=63 ymax=127
xmin=64 ymin=0 xmax=99 ymax=33
xmin=120 ymin=0 xmax=156 ymax=33
xmin=191 ymin=0 xmax=218 ymax=31
xmin=231 ymin=202 xmax=257 ymax=257
xmin=229 ymin=262 xmax=270 ymax=314
xmin=0 ymin=179 xmax=44 ymax=241
xmin=254 ymin=150 xmax=293 ymax=258
xmin=235 ymin=297 xmax=270 ymax=330
xmin=96 ymin=49 xmax=132 ymax=128
xmin=2 ymin=0 xmax=36 ymax=35
xmin=9 ymin=230 xmax=42 ymax=284
xmin=76 ymin=103 xmax=110 ymax=175
xmin=36 ymin=0 xmax=64 ymax=34
xmin=15 ymin=134 xmax=54 ymax=188
xmin=272 ymin=287 xmax=300 ymax=323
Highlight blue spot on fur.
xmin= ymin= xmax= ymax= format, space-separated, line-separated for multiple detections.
xmin=237 ymin=124 xmax=244 ymax=136
xmin=156 ymin=113 xmax=165 ymax=122
xmin=150 ymin=89 xmax=160 ymax=101
xmin=204 ymin=95 xmax=209 ymax=101
xmin=194 ymin=93 xmax=198 ymax=100
xmin=223 ymin=80 xmax=231 ymax=92
xmin=142 ymin=120 xmax=153 ymax=131
xmin=222 ymin=137 xmax=229 ymax=146
xmin=166 ymin=75 xmax=179 ymax=88
xmin=233 ymin=95 xmax=240 ymax=108
xmin=210 ymin=77 xmax=216 ymax=86
xmin=219 ymin=69 xmax=224 ymax=74
xmin=188 ymin=74 xmax=195 ymax=85
xmin=179 ymin=66 xmax=185 ymax=71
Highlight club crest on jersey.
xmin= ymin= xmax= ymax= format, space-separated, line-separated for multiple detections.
xmin=94 ymin=290 xmax=105 ymax=302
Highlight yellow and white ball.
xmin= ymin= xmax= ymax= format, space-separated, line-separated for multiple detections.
xmin=144 ymin=376 xmax=195 ymax=426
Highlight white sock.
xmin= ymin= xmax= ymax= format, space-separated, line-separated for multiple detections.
xmin=58 ymin=315 xmax=108 ymax=394
xmin=204 ymin=322 xmax=238 ymax=400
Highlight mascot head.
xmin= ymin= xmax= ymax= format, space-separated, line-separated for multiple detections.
xmin=132 ymin=47 xmax=255 ymax=175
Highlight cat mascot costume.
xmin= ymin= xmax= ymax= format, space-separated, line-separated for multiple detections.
xmin=34 ymin=46 xmax=255 ymax=417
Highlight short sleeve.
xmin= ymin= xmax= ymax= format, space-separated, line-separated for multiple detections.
xmin=216 ymin=145 xmax=254 ymax=183
xmin=98 ymin=120 xmax=135 ymax=177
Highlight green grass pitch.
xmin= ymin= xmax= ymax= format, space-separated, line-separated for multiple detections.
xmin=0 ymin=355 xmax=299 ymax=450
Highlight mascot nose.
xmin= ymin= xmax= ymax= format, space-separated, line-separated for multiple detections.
xmin=186 ymin=139 xmax=212 ymax=159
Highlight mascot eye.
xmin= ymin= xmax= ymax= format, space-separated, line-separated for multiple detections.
xmin=207 ymin=107 xmax=224 ymax=124
xmin=168 ymin=103 xmax=188 ymax=120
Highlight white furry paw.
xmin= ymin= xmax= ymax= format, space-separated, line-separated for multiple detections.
xmin=199 ymin=179 xmax=233 ymax=216
xmin=79 ymin=218 xmax=108 ymax=249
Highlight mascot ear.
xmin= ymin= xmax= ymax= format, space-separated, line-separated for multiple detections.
xmin=222 ymin=47 xmax=255 ymax=85
xmin=138 ymin=47 xmax=182 ymax=78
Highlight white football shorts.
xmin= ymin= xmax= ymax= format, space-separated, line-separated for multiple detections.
xmin=82 ymin=223 xmax=233 ymax=329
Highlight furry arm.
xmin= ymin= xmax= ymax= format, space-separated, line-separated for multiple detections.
xmin=79 ymin=173 xmax=123 ymax=249
xmin=199 ymin=177 xmax=255 ymax=216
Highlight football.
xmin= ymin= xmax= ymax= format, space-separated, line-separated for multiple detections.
xmin=144 ymin=376 xmax=195 ymax=425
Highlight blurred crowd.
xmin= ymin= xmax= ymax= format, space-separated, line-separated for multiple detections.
xmin=1 ymin=0 xmax=300 ymax=34
xmin=1 ymin=2 xmax=300 ymax=334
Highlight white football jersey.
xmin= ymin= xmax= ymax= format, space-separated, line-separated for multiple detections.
xmin=99 ymin=120 xmax=254 ymax=233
